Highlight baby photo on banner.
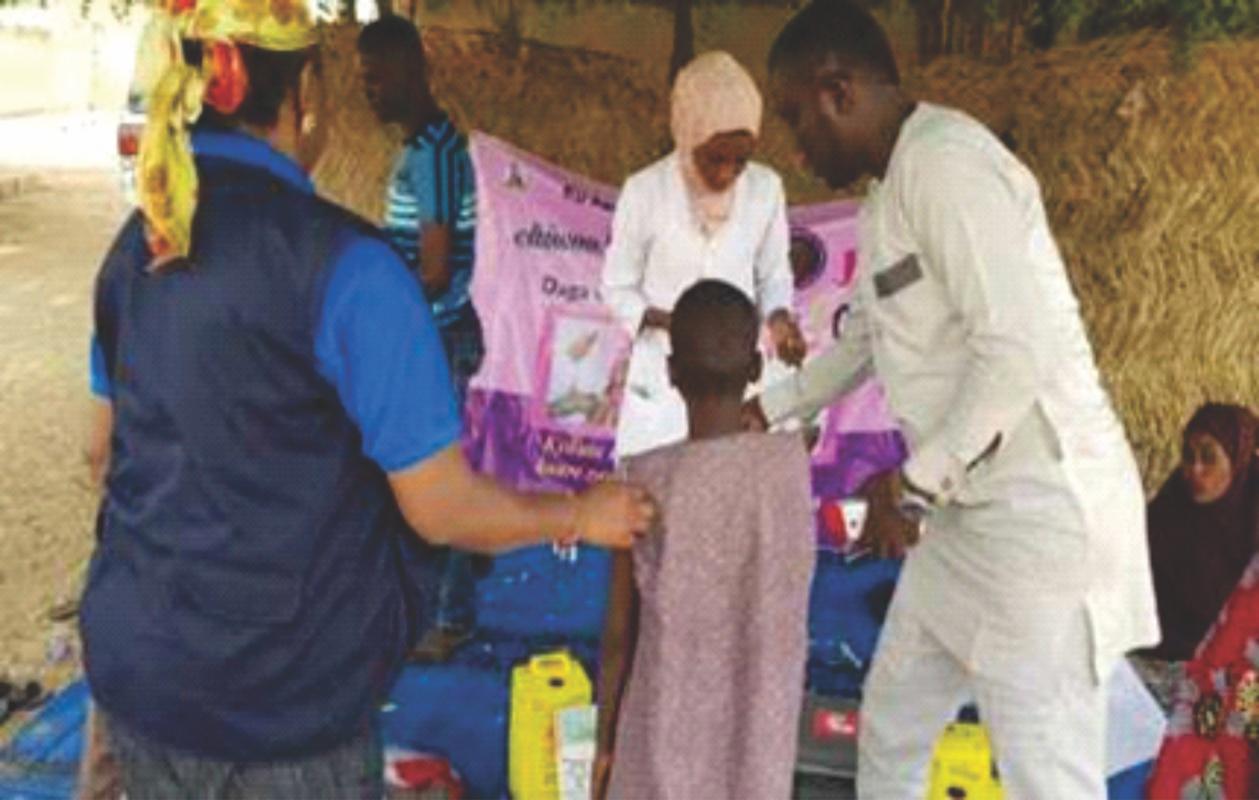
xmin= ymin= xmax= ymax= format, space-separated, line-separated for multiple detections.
xmin=537 ymin=309 xmax=629 ymax=432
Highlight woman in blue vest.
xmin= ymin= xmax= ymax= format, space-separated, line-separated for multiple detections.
xmin=81 ymin=0 xmax=654 ymax=796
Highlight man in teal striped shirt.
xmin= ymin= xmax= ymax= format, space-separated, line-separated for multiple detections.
xmin=359 ymin=15 xmax=486 ymax=660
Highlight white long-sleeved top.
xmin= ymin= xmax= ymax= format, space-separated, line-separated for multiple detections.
xmin=761 ymin=103 xmax=1158 ymax=681
xmin=603 ymin=152 xmax=793 ymax=458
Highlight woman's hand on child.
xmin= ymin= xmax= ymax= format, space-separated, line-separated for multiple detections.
xmin=574 ymin=482 xmax=657 ymax=549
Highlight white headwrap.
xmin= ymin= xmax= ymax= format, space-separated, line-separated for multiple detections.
xmin=670 ymin=51 xmax=763 ymax=235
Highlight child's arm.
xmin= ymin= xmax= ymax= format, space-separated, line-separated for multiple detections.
xmin=595 ymin=549 xmax=639 ymax=800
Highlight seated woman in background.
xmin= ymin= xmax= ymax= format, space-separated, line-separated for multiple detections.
xmin=1135 ymin=403 xmax=1259 ymax=705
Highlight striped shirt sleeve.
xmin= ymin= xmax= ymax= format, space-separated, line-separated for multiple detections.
xmin=431 ymin=129 xmax=472 ymax=228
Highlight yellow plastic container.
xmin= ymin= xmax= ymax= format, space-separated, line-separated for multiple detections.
xmin=926 ymin=722 xmax=1004 ymax=800
xmin=509 ymin=650 xmax=593 ymax=800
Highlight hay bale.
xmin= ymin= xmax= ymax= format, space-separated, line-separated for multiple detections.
xmin=312 ymin=24 xmax=673 ymax=220
xmin=912 ymin=32 xmax=1259 ymax=486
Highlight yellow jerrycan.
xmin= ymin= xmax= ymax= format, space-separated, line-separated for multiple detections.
xmin=509 ymin=649 xmax=593 ymax=800
xmin=926 ymin=722 xmax=1004 ymax=800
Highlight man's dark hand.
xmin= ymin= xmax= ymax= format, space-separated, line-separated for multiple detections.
xmin=417 ymin=222 xmax=453 ymax=297
xmin=641 ymin=308 xmax=672 ymax=332
xmin=769 ymin=312 xmax=808 ymax=367
xmin=857 ymin=470 xmax=922 ymax=559
xmin=593 ymin=753 xmax=613 ymax=800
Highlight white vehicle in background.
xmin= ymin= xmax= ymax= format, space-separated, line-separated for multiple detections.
xmin=117 ymin=90 xmax=144 ymax=205
xmin=115 ymin=1 xmax=377 ymax=204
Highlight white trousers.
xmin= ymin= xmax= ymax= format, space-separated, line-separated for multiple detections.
xmin=857 ymin=589 xmax=1109 ymax=800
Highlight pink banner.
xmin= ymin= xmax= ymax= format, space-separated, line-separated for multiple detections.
xmin=466 ymin=134 xmax=905 ymax=550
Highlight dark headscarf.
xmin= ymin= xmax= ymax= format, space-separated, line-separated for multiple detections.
xmin=1145 ymin=403 xmax=1259 ymax=660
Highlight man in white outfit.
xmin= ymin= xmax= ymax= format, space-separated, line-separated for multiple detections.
xmin=747 ymin=3 xmax=1160 ymax=797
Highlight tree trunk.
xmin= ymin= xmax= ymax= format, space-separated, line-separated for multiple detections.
xmin=1006 ymin=0 xmax=1022 ymax=60
xmin=913 ymin=0 xmax=945 ymax=64
xmin=669 ymin=0 xmax=695 ymax=87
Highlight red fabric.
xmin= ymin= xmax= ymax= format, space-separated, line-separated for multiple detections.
xmin=1201 ymin=581 xmax=1259 ymax=668
xmin=1146 ymin=558 xmax=1259 ymax=798
xmin=1147 ymin=734 xmax=1250 ymax=799
xmin=203 ymin=41 xmax=249 ymax=115
xmin=392 ymin=757 xmax=464 ymax=800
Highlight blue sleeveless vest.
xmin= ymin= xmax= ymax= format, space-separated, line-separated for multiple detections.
xmin=83 ymin=146 xmax=415 ymax=761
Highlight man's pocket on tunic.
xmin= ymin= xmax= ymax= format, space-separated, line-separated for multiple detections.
xmin=874 ymin=254 xmax=924 ymax=299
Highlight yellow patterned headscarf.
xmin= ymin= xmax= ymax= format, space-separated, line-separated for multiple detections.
xmin=137 ymin=0 xmax=317 ymax=265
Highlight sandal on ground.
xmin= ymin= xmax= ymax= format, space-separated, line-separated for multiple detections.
xmin=4 ymin=681 xmax=47 ymax=713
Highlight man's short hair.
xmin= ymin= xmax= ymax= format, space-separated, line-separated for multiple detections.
xmin=670 ymin=280 xmax=760 ymax=398
xmin=769 ymin=0 xmax=900 ymax=85
xmin=357 ymin=14 xmax=425 ymax=66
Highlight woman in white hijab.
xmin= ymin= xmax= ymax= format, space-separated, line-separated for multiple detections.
xmin=602 ymin=51 xmax=803 ymax=459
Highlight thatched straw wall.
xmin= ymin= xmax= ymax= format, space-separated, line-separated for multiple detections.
xmin=313 ymin=25 xmax=1259 ymax=491
xmin=313 ymin=24 xmax=672 ymax=220
xmin=912 ymin=34 xmax=1259 ymax=488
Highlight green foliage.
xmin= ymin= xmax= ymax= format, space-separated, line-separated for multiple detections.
xmin=898 ymin=0 xmax=1258 ymax=62
xmin=1168 ymin=0 xmax=1259 ymax=37
xmin=55 ymin=0 xmax=1259 ymax=50
xmin=1027 ymin=0 xmax=1086 ymax=48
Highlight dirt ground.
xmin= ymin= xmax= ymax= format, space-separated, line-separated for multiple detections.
xmin=0 ymin=171 xmax=129 ymax=680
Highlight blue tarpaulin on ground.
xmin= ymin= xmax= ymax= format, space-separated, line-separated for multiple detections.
xmin=0 ymin=549 xmax=1155 ymax=800
xmin=380 ymin=549 xmax=905 ymax=797
xmin=808 ymin=551 xmax=902 ymax=698
xmin=381 ymin=634 xmax=601 ymax=799
xmin=0 ymin=680 xmax=87 ymax=800
xmin=475 ymin=545 xmax=611 ymax=639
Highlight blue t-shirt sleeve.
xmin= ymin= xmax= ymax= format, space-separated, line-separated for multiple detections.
xmin=314 ymin=236 xmax=462 ymax=472
xmin=89 ymin=334 xmax=112 ymax=399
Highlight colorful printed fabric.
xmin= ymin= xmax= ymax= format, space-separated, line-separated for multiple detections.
xmin=137 ymin=0 xmax=318 ymax=263
xmin=1147 ymin=556 xmax=1259 ymax=799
